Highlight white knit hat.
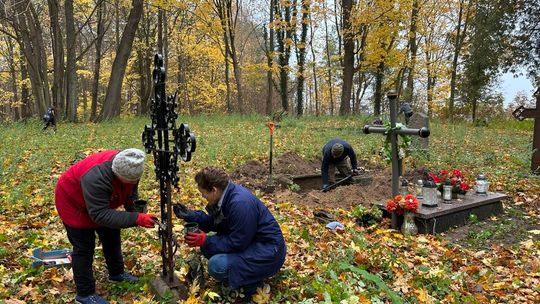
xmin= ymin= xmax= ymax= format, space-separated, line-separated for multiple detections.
xmin=112 ymin=148 xmax=146 ymax=182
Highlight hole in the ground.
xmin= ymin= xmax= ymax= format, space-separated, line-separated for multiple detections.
xmin=291 ymin=174 xmax=373 ymax=193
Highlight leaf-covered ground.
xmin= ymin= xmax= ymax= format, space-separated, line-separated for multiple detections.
xmin=0 ymin=115 xmax=539 ymax=303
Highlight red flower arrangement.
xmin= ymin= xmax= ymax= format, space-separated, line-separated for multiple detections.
xmin=428 ymin=169 xmax=472 ymax=195
xmin=386 ymin=194 xmax=419 ymax=215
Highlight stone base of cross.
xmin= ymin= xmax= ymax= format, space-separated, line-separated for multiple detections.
xmin=363 ymin=91 xmax=430 ymax=229
xmin=512 ymin=88 xmax=540 ymax=174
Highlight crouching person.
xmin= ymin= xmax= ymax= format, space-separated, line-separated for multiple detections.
xmin=173 ymin=167 xmax=286 ymax=299
xmin=55 ymin=148 xmax=158 ymax=304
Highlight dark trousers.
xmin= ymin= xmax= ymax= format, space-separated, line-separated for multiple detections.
xmin=64 ymin=224 xmax=125 ymax=296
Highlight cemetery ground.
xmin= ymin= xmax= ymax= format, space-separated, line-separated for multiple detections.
xmin=0 ymin=115 xmax=539 ymax=303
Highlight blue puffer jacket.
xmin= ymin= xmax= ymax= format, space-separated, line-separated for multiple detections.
xmin=186 ymin=183 xmax=286 ymax=289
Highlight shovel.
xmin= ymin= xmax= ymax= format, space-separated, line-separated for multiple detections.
xmin=321 ymin=175 xmax=353 ymax=192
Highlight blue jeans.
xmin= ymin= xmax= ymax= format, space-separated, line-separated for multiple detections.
xmin=208 ymin=254 xmax=228 ymax=281
xmin=208 ymin=254 xmax=261 ymax=296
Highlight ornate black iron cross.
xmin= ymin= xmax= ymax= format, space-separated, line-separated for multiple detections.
xmin=512 ymin=89 xmax=540 ymax=174
xmin=142 ymin=54 xmax=196 ymax=288
xmin=362 ymin=91 xmax=430 ymax=229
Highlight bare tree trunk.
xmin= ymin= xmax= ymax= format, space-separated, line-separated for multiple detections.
xmin=158 ymin=8 xmax=163 ymax=54
xmin=115 ymin=0 xmax=120 ymax=48
xmin=47 ymin=0 xmax=65 ymax=116
xmin=323 ymin=0 xmax=334 ymax=115
xmin=275 ymin=1 xmax=292 ymax=112
xmin=449 ymin=0 xmax=471 ymax=120
xmin=19 ymin=48 xmax=30 ymax=119
xmin=6 ymin=37 xmax=19 ymax=120
xmin=294 ymin=0 xmax=309 ymax=116
xmin=13 ymin=0 xmax=51 ymax=116
xmin=163 ymin=11 xmax=168 ymax=71
xmin=403 ymin=0 xmax=419 ymax=103
xmin=101 ymin=0 xmax=144 ymax=120
xmin=340 ymin=0 xmax=353 ymax=115
xmin=334 ymin=0 xmax=342 ymax=67
xmin=65 ymin=0 xmax=78 ymax=122
xmin=309 ymin=13 xmax=319 ymax=116
xmin=223 ymin=31 xmax=232 ymax=113
xmin=374 ymin=61 xmax=384 ymax=116
xmin=91 ymin=0 xmax=105 ymax=121
xmin=265 ymin=0 xmax=275 ymax=116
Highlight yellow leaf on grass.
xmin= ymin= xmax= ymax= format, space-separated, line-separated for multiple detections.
xmin=489 ymin=282 xmax=506 ymax=290
xmin=528 ymin=229 xmax=540 ymax=235
xmin=184 ymin=295 xmax=199 ymax=304
xmin=204 ymin=291 xmax=220 ymax=300
xmin=416 ymin=288 xmax=429 ymax=303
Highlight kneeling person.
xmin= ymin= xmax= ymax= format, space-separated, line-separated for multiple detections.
xmin=174 ymin=167 xmax=286 ymax=297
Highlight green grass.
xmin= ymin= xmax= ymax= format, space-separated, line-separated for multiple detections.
xmin=0 ymin=114 xmax=538 ymax=303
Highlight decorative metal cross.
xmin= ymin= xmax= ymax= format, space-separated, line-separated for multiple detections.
xmin=362 ymin=91 xmax=430 ymax=229
xmin=142 ymin=54 xmax=196 ymax=288
xmin=512 ymin=89 xmax=540 ymax=174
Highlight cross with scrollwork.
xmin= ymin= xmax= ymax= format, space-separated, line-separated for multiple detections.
xmin=142 ymin=53 xmax=196 ymax=288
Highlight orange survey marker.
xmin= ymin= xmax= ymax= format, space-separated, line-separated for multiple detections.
xmin=266 ymin=121 xmax=276 ymax=135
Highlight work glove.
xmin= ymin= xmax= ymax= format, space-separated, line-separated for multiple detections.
xmin=136 ymin=213 xmax=157 ymax=228
xmin=173 ymin=203 xmax=194 ymax=220
xmin=185 ymin=231 xmax=207 ymax=247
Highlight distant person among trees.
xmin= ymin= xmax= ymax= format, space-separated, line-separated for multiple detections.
xmin=173 ymin=166 xmax=286 ymax=300
xmin=321 ymin=138 xmax=359 ymax=190
xmin=42 ymin=106 xmax=57 ymax=131
xmin=400 ymin=102 xmax=413 ymax=125
xmin=55 ymin=148 xmax=157 ymax=304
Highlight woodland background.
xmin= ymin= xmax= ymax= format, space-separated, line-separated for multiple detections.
xmin=0 ymin=0 xmax=539 ymax=123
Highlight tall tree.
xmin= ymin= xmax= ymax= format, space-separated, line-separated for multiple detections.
xmin=90 ymin=0 xmax=107 ymax=121
xmin=308 ymin=11 xmax=319 ymax=115
xmin=508 ymin=0 xmax=540 ymax=88
xmin=294 ymin=0 xmax=310 ymax=116
xmin=448 ymin=0 xmax=472 ymax=120
xmin=101 ymin=0 xmax=144 ymax=120
xmin=339 ymin=0 xmax=354 ymax=115
xmin=463 ymin=0 xmax=516 ymax=122
xmin=264 ymin=0 xmax=275 ymax=115
xmin=403 ymin=0 xmax=419 ymax=103
xmin=65 ymin=0 xmax=78 ymax=121
xmin=323 ymin=0 xmax=335 ymax=115
xmin=275 ymin=0 xmax=293 ymax=111
xmin=47 ymin=0 xmax=65 ymax=116
xmin=213 ymin=0 xmax=244 ymax=112
xmin=7 ymin=0 xmax=52 ymax=115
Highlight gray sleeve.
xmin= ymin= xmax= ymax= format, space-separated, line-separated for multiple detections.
xmin=81 ymin=164 xmax=139 ymax=229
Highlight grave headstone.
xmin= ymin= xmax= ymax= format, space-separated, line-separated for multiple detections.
xmin=408 ymin=112 xmax=429 ymax=152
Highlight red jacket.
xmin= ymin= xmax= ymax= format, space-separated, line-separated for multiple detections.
xmin=55 ymin=150 xmax=139 ymax=229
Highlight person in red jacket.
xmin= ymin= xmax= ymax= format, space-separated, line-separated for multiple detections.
xmin=55 ymin=148 xmax=157 ymax=304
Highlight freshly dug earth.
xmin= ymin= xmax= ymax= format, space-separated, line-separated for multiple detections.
xmin=231 ymin=152 xmax=425 ymax=210
xmin=231 ymin=152 xmax=540 ymax=251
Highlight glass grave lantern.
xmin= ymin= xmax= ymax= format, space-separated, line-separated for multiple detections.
xmin=422 ymin=180 xmax=438 ymax=207
xmin=476 ymin=174 xmax=489 ymax=195
xmin=443 ymin=180 xmax=453 ymax=203
xmin=415 ymin=180 xmax=424 ymax=199
xmin=400 ymin=178 xmax=409 ymax=196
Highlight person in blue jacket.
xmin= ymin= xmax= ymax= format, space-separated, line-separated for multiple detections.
xmin=321 ymin=138 xmax=359 ymax=189
xmin=173 ymin=166 xmax=286 ymax=298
